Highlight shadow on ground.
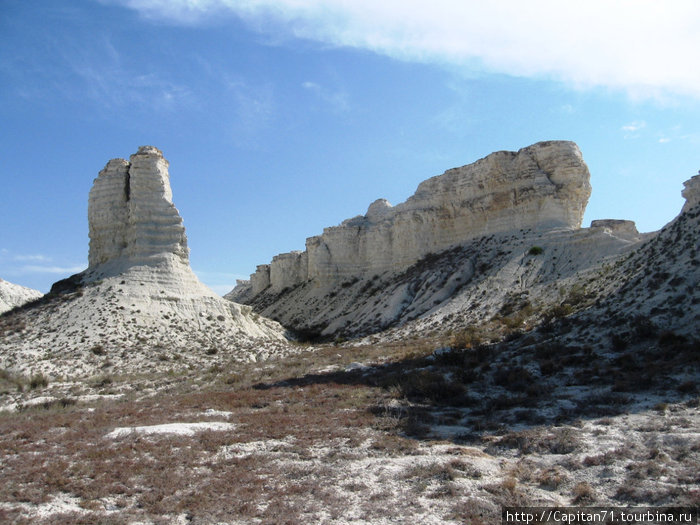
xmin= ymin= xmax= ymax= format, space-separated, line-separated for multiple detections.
xmin=253 ymin=329 xmax=700 ymax=444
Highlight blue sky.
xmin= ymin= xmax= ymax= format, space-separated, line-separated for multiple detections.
xmin=1 ymin=0 xmax=699 ymax=294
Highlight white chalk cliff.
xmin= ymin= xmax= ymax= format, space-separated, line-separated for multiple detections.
xmin=230 ymin=141 xmax=698 ymax=339
xmin=0 ymin=146 xmax=286 ymax=378
xmin=232 ymin=140 xmax=592 ymax=297
xmin=88 ymin=146 xmax=189 ymax=268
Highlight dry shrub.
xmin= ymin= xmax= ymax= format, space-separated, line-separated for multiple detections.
xmin=572 ymin=481 xmax=596 ymax=503
xmin=484 ymin=476 xmax=529 ymax=505
xmin=536 ymin=466 xmax=569 ymax=490
xmin=493 ymin=427 xmax=581 ymax=455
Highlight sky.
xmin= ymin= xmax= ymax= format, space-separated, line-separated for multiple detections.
xmin=1 ymin=0 xmax=699 ymax=295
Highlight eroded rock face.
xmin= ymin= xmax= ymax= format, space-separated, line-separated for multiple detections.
xmin=237 ymin=141 xmax=591 ymax=293
xmin=682 ymin=173 xmax=700 ymax=213
xmin=88 ymin=146 xmax=187 ymax=268
xmin=590 ymin=219 xmax=640 ymax=240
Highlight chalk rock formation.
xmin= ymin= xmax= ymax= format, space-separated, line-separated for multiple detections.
xmin=0 ymin=278 xmax=42 ymax=314
xmin=233 ymin=140 xmax=591 ymax=297
xmin=681 ymin=173 xmax=700 ymax=213
xmin=88 ymin=146 xmax=188 ymax=268
xmin=227 ymin=153 xmax=699 ymax=340
xmin=590 ymin=219 xmax=639 ymax=240
xmin=0 ymin=147 xmax=286 ymax=377
xmin=78 ymin=146 xmax=285 ymax=342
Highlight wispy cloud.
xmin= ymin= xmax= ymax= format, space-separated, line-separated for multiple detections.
xmin=20 ymin=265 xmax=86 ymax=275
xmin=0 ymin=251 xmax=84 ymax=277
xmin=559 ymin=104 xmax=575 ymax=115
xmin=622 ymin=121 xmax=646 ymax=133
xmin=4 ymin=19 xmax=193 ymax=113
xmin=59 ymin=41 xmax=193 ymax=112
xmin=302 ymin=81 xmax=349 ymax=114
xmin=225 ymin=79 xmax=276 ymax=148
xmin=13 ymin=254 xmax=52 ymax=262
xmin=105 ymin=0 xmax=700 ymax=100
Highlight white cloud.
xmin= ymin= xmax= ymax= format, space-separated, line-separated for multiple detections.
xmin=106 ymin=0 xmax=700 ymax=99
xmin=13 ymin=254 xmax=52 ymax=262
xmin=20 ymin=265 xmax=86 ymax=275
xmin=0 ymin=251 xmax=83 ymax=276
xmin=622 ymin=121 xmax=646 ymax=133
xmin=559 ymin=104 xmax=575 ymax=115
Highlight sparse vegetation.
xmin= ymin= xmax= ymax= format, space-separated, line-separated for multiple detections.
xmin=29 ymin=373 xmax=49 ymax=390
xmin=1 ymin=182 xmax=698 ymax=522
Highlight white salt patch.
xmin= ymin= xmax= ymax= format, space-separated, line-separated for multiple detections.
xmin=0 ymin=493 xmax=86 ymax=519
xmin=78 ymin=393 xmax=124 ymax=402
xmin=345 ymin=362 xmax=369 ymax=372
xmin=202 ymin=408 xmax=232 ymax=418
xmin=106 ymin=421 xmax=235 ymax=439
xmin=218 ymin=437 xmax=294 ymax=459
xmin=22 ymin=396 xmax=57 ymax=407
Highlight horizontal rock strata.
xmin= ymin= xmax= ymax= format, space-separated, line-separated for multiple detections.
xmin=234 ymin=140 xmax=592 ymax=296
xmin=88 ymin=146 xmax=187 ymax=268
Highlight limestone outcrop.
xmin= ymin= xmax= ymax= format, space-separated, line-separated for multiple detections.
xmin=590 ymin=219 xmax=639 ymax=240
xmin=88 ymin=146 xmax=188 ymax=268
xmin=227 ymin=155 xmax=700 ymax=340
xmin=0 ymin=147 xmax=287 ymax=378
xmin=232 ymin=140 xmax=591 ymax=298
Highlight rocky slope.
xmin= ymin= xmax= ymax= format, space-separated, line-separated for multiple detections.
xmin=0 ymin=279 xmax=42 ymax=315
xmin=399 ymin=185 xmax=699 ymax=344
xmin=229 ymin=141 xmax=661 ymax=340
xmin=0 ymin=146 xmax=288 ymax=378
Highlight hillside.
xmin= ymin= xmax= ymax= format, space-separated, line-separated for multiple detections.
xmin=0 ymin=278 xmax=42 ymax=315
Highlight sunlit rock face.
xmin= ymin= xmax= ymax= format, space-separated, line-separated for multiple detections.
xmin=236 ymin=140 xmax=592 ymax=293
xmin=88 ymin=146 xmax=188 ymax=268
xmin=80 ymin=146 xmax=285 ymax=342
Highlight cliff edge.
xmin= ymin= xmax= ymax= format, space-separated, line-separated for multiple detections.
xmin=232 ymin=140 xmax=591 ymax=298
